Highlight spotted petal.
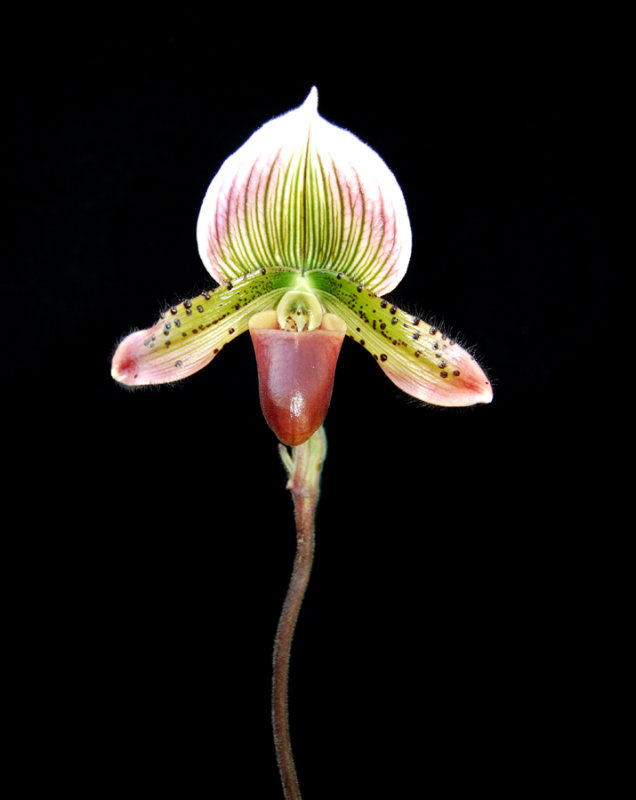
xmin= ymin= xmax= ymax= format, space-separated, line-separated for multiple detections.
xmin=306 ymin=270 xmax=493 ymax=406
xmin=111 ymin=267 xmax=297 ymax=386
xmin=196 ymin=87 xmax=411 ymax=296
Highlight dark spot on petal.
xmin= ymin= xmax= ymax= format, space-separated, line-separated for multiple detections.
xmin=430 ymin=327 xmax=437 ymax=335
xmin=226 ymin=281 xmax=233 ymax=290
xmin=170 ymin=306 xmax=178 ymax=315
xmin=391 ymin=317 xmax=398 ymax=325
xmin=197 ymin=305 xmax=204 ymax=313
xmin=412 ymin=332 xmax=420 ymax=340
xmin=453 ymin=369 xmax=460 ymax=376
xmin=213 ymin=348 xmax=219 ymax=354
xmin=260 ymin=267 xmax=266 ymax=275
xmin=415 ymin=350 xmax=421 ymax=357
xmin=360 ymin=339 xmax=365 ymax=346
xmin=440 ymin=370 xmax=448 ymax=378
xmin=175 ymin=360 xmax=183 ymax=367
xmin=184 ymin=299 xmax=192 ymax=309
xmin=439 ymin=360 xmax=447 ymax=368
xmin=202 ymin=291 xmax=210 ymax=300
xmin=174 ymin=319 xmax=181 ymax=327
xmin=390 ymin=305 xmax=397 ymax=314
xmin=380 ymin=300 xmax=388 ymax=308
xmin=229 ymin=328 xmax=235 ymax=334
xmin=357 ymin=284 xmax=363 ymax=292
xmin=380 ymin=323 xmax=386 ymax=330
xmin=413 ymin=316 xmax=421 ymax=326
xmin=433 ymin=342 xmax=440 ymax=350
xmin=380 ymin=354 xmax=388 ymax=362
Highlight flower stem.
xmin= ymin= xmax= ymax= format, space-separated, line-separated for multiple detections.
xmin=273 ymin=426 xmax=327 ymax=800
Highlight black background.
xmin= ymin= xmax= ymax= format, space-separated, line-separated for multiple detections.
xmin=3 ymin=3 xmax=621 ymax=797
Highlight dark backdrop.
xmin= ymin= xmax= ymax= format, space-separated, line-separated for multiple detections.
xmin=3 ymin=3 xmax=621 ymax=797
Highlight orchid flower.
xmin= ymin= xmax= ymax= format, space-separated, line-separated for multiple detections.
xmin=111 ymin=88 xmax=492 ymax=445
xmin=111 ymin=88 xmax=492 ymax=800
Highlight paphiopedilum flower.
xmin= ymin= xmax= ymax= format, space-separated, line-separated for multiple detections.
xmin=112 ymin=88 xmax=492 ymax=444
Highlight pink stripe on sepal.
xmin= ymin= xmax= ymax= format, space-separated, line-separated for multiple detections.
xmin=249 ymin=314 xmax=346 ymax=446
xmin=197 ymin=88 xmax=411 ymax=295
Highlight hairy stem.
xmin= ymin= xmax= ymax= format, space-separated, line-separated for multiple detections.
xmin=273 ymin=426 xmax=327 ymax=800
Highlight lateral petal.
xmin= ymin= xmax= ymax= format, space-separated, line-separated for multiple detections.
xmin=111 ymin=267 xmax=297 ymax=386
xmin=196 ymin=87 xmax=411 ymax=295
xmin=307 ymin=270 xmax=493 ymax=407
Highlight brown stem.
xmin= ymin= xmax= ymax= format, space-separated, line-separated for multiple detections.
xmin=272 ymin=427 xmax=327 ymax=800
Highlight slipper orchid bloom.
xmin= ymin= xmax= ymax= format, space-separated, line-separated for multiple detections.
xmin=111 ymin=88 xmax=492 ymax=444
